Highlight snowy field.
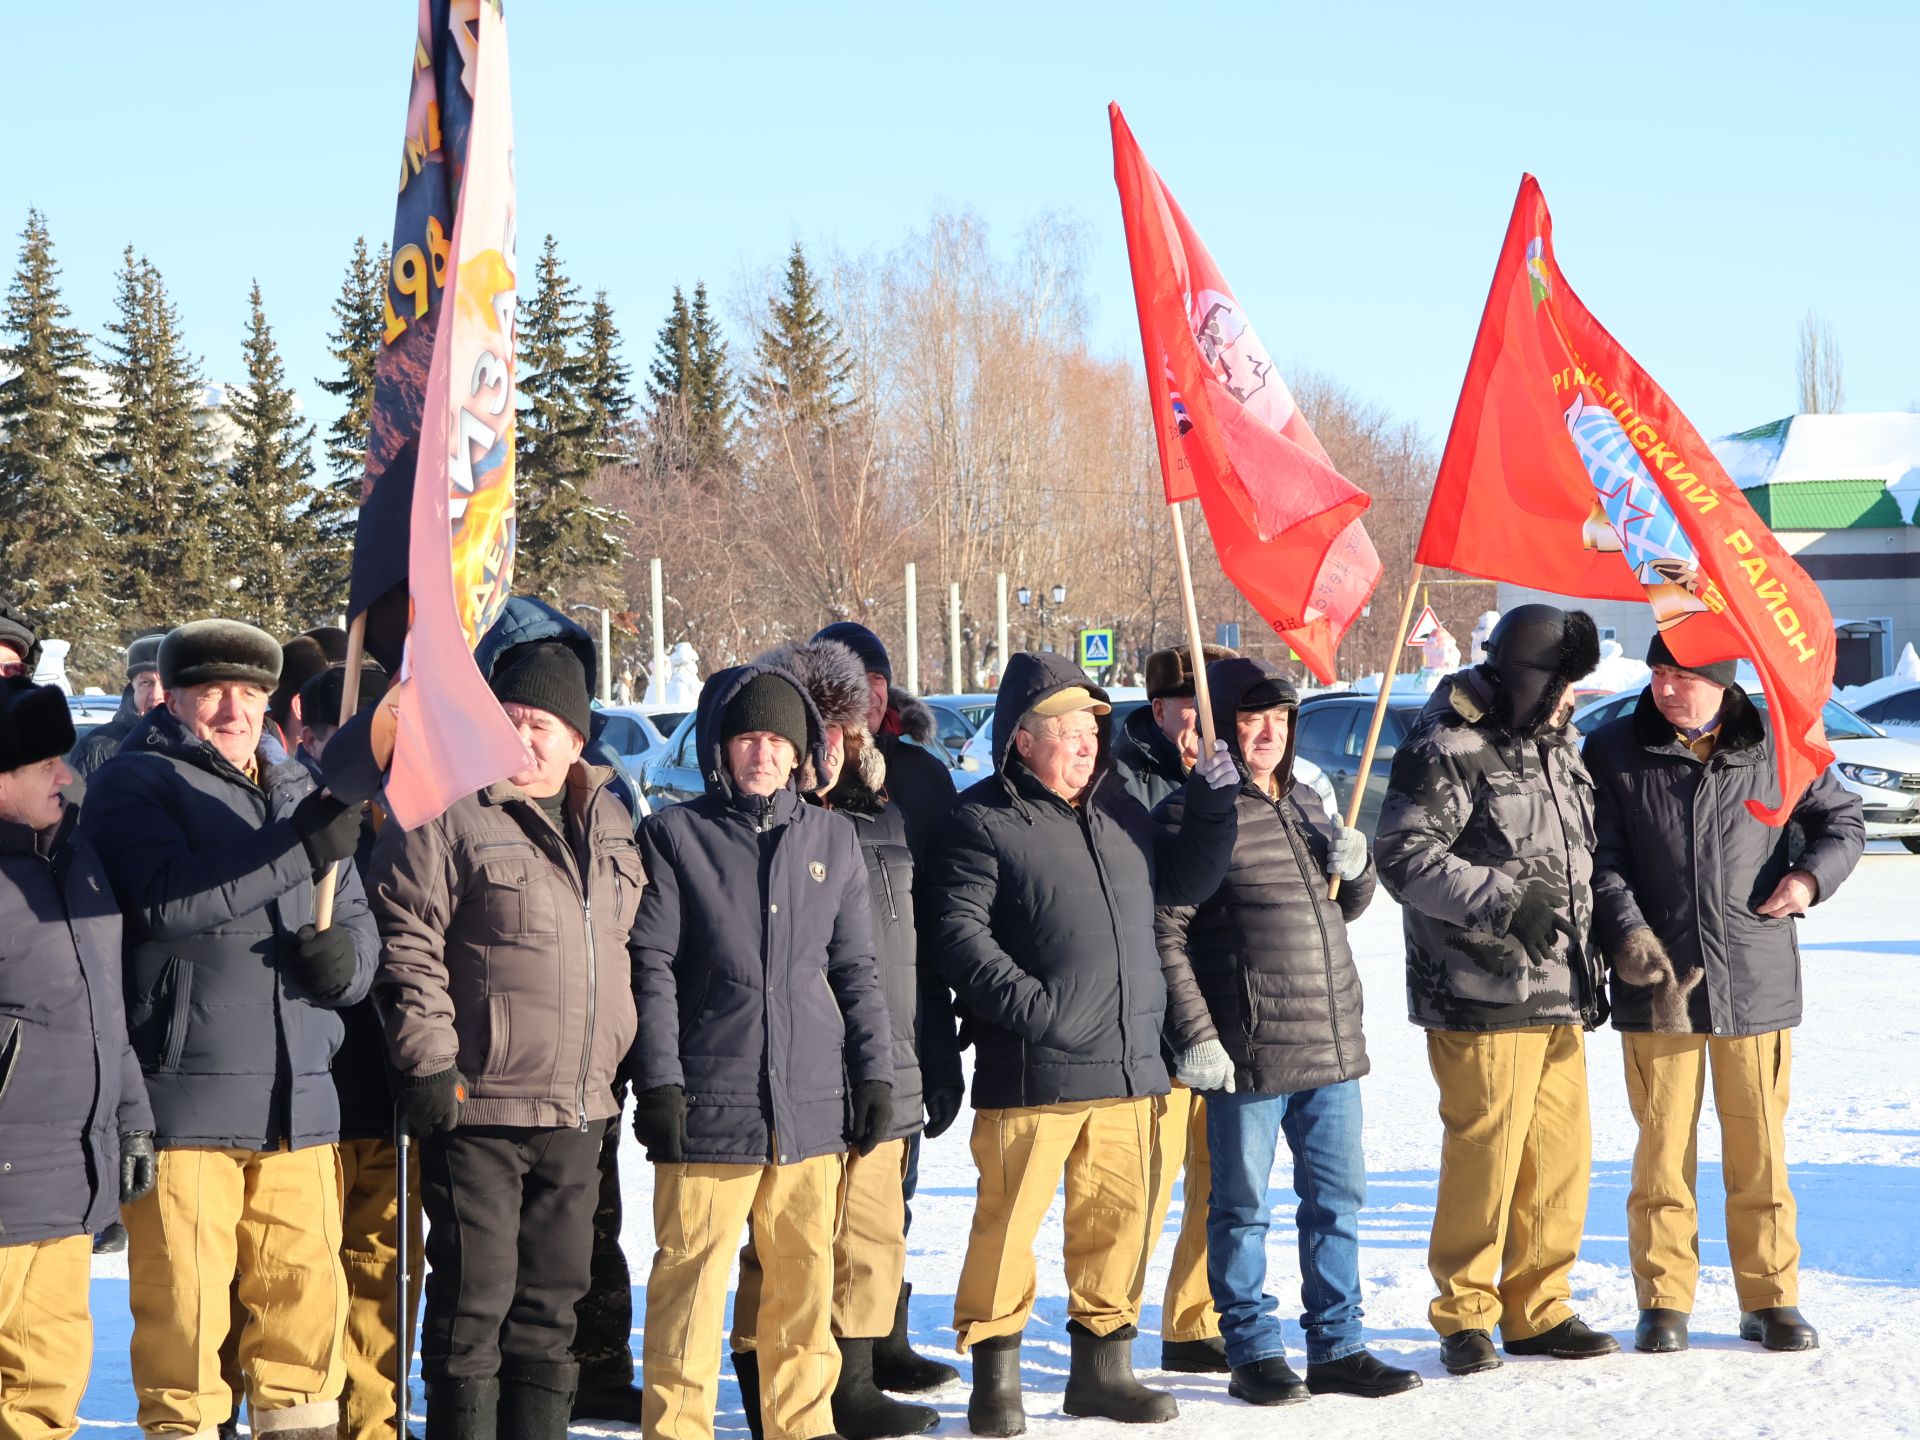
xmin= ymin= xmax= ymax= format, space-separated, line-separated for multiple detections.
xmin=76 ymin=846 xmax=1920 ymax=1438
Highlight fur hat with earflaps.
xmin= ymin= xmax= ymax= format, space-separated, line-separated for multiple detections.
xmin=755 ymin=637 xmax=888 ymax=798
xmin=160 ymin=618 xmax=284 ymax=692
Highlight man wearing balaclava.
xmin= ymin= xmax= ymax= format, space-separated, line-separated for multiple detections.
xmin=1373 ymin=605 xmax=1616 ymax=1378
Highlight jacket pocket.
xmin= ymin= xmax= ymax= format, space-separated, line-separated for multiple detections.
xmin=0 ymin=1017 xmax=20 ymax=1111
xmin=484 ymin=993 xmax=512 ymax=1077
xmin=161 ymin=958 xmax=194 ymax=1071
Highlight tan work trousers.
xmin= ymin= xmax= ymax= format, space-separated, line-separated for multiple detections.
xmin=1426 ymin=1026 xmax=1590 ymax=1342
xmin=643 ymin=1155 xmax=840 ymax=1440
xmin=0 ymin=1234 xmax=92 ymax=1439
xmin=952 ymin=1097 xmax=1157 ymax=1352
xmin=338 ymin=1137 xmax=425 ymax=1440
xmin=735 ymin=1138 xmax=906 ymax=1345
xmin=124 ymin=1143 xmax=348 ymax=1437
xmin=1622 ymin=1029 xmax=1799 ymax=1312
xmin=1136 ymin=1084 xmax=1219 ymax=1343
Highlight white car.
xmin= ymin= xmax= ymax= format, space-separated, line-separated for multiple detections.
xmin=1572 ymin=685 xmax=1920 ymax=852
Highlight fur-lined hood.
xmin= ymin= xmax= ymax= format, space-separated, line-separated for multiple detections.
xmin=884 ymin=685 xmax=938 ymax=746
xmin=754 ymin=637 xmax=888 ymax=796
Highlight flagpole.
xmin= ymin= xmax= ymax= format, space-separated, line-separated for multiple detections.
xmin=312 ymin=610 xmax=368 ymax=931
xmin=1329 ymin=562 xmax=1424 ymax=901
xmin=1168 ymin=500 xmax=1217 ymax=752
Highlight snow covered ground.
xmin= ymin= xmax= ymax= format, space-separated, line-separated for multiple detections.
xmin=75 ymin=847 xmax=1920 ymax=1437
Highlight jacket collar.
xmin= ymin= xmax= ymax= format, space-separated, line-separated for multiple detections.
xmin=1630 ymin=684 xmax=1766 ymax=762
xmin=480 ymin=760 xmax=614 ymax=812
xmin=130 ymin=705 xmax=305 ymax=792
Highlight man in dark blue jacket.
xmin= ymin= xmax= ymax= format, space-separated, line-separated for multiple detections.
xmin=0 ymin=678 xmax=155 ymax=1437
xmin=629 ymin=663 xmax=894 ymax=1440
xmin=929 ymin=651 xmax=1239 ymax=1436
xmin=81 ymin=618 xmax=378 ymax=1440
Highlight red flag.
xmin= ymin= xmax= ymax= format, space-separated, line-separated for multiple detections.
xmin=1109 ymin=103 xmax=1380 ymax=683
xmin=1419 ymin=176 xmax=1834 ymax=823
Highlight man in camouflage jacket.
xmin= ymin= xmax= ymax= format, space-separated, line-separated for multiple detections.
xmin=1374 ymin=605 xmax=1617 ymax=1376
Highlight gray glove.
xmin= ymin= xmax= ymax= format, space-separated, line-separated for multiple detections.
xmin=1327 ymin=825 xmax=1368 ymax=882
xmin=1191 ymin=739 xmax=1240 ymax=791
xmin=1173 ymin=1038 xmax=1236 ymax=1093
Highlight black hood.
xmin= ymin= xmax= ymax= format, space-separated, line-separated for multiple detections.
xmin=694 ymin=662 xmax=828 ymax=802
xmin=1207 ymin=656 xmax=1299 ymax=788
xmin=990 ymin=651 xmax=1111 ymax=773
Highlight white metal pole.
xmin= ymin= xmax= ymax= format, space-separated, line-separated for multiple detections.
xmin=598 ymin=607 xmax=613 ymax=704
xmin=996 ymin=572 xmax=1009 ymax=681
xmin=649 ymin=557 xmax=665 ymax=673
xmin=904 ymin=563 xmax=920 ymax=695
xmin=949 ymin=582 xmax=963 ymax=692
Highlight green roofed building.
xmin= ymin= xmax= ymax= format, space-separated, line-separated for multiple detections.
xmin=1496 ymin=413 xmax=1920 ymax=687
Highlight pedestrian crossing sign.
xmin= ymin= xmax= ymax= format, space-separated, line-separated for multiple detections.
xmin=1078 ymin=628 xmax=1114 ymax=669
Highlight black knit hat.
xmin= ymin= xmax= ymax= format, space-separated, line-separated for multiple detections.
xmin=297 ymin=663 xmax=391 ymax=730
xmin=490 ymin=642 xmax=592 ymax=739
xmin=125 ymin=632 xmax=166 ymax=680
xmin=0 ymin=602 xmax=39 ymax=671
xmin=271 ymin=628 xmax=350 ymax=728
xmin=722 ymin=671 xmax=810 ymax=755
xmin=1145 ymin=643 xmax=1238 ymax=699
xmin=160 ymin=619 xmax=283 ymax=691
xmin=1647 ymin=632 xmax=1737 ymax=688
xmin=813 ymin=622 xmax=891 ymax=683
xmin=0 ymin=677 xmax=75 ymax=773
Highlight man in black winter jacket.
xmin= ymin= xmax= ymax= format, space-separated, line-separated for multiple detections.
xmin=80 ymin=619 xmax=378 ymax=1440
xmin=0 ymin=678 xmax=156 ymax=1437
xmin=929 ymin=651 xmax=1239 ymax=1436
xmin=629 ymin=663 xmax=894 ymax=1440
xmin=1156 ymin=658 xmax=1418 ymax=1406
xmin=1586 ymin=635 xmax=1863 ymax=1356
xmin=68 ymin=630 xmax=169 ymax=784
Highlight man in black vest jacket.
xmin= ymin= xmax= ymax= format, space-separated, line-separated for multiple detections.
xmin=1586 ymin=635 xmax=1862 ymax=1356
xmin=929 ymin=652 xmax=1238 ymax=1436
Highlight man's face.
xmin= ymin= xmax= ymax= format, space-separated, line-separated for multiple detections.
xmin=297 ymin=722 xmax=338 ymax=763
xmin=1650 ymin=663 xmax=1725 ymax=733
xmin=1235 ymin=706 xmax=1290 ymax=784
xmin=817 ymin=723 xmax=847 ymax=794
xmin=170 ymin=682 xmax=269 ymax=769
xmin=1151 ymin=694 xmax=1201 ymax=767
xmin=1014 ymin=709 xmax=1100 ymax=802
xmin=0 ymin=754 xmax=72 ymax=831
xmin=863 ymin=672 xmax=889 ymax=733
xmin=0 ymin=642 xmax=25 ymax=678
xmin=504 ymin=702 xmax=584 ymax=798
xmin=728 ymin=730 xmax=798 ymax=797
xmin=132 ymin=671 xmax=166 ymax=715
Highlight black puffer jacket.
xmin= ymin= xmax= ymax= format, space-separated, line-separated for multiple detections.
xmin=1586 ymin=687 xmax=1863 ymax=1036
xmin=874 ymin=687 xmax=956 ymax=862
xmin=0 ymin=810 xmax=153 ymax=1244
xmin=78 ymin=708 xmax=379 ymax=1150
xmin=68 ymin=689 xmax=139 ymax=783
xmin=1156 ymin=658 xmax=1373 ymax=1096
xmin=628 ymin=664 xmax=893 ymax=1164
xmin=928 ymin=651 xmax=1237 ymax=1110
xmin=1112 ymin=702 xmax=1188 ymax=811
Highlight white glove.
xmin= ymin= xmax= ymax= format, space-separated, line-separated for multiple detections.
xmin=1327 ymin=824 xmax=1368 ymax=882
xmin=1192 ymin=739 xmax=1239 ymax=791
xmin=1173 ymin=1038 xmax=1236 ymax=1092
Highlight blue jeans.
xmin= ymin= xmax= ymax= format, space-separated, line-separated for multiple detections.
xmin=1204 ymin=1080 xmax=1366 ymax=1366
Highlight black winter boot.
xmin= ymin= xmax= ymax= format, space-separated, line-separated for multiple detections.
xmin=1227 ymin=1356 xmax=1309 ymax=1406
xmin=832 ymin=1337 xmax=940 ymax=1439
xmin=1158 ymin=1336 xmax=1229 ymax=1373
xmin=967 ymin=1335 xmax=1026 ymax=1438
xmin=498 ymin=1362 xmax=576 ymax=1440
xmin=425 ymin=1377 xmax=501 ymax=1440
xmin=1439 ymin=1329 xmax=1502 ymax=1375
xmin=1306 ymin=1349 xmax=1422 ymax=1398
xmin=1503 ymin=1317 xmax=1620 ymax=1359
xmin=1061 ymin=1323 xmax=1178 ymax=1424
xmin=1740 ymin=1306 xmax=1819 ymax=1352
xmin=873 ymin=1283 xmax=961 ymax=1393
xmin=733 ymin=1348 xmax=766 ymax=1440
xmin=1635 ymin=1309 xmax=1689 ymax=1353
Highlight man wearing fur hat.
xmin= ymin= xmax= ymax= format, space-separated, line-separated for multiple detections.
xmin=727 ymin=637 xmax=962 ymax=1440
xmin=78 ymin=618 xmax=379 ymax=1440
xmin=69 ymin=630 xmax=171 ymax=784
xmin=0 ymin=601 xmax=38 ymax=678
xmin=1584 ymin=635 xmax=1862 ymax=1356
xmin=0 ymin=677 xmax=156 ymax=1437
xmin=369 ymin=640 xmax=642 ymax=1437
xmin=629 ymin=662 xmax=893 ymax=1440
xmin=1374 ymin=604 xmax=1616 ymax=1375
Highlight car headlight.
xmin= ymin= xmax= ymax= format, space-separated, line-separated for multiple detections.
xmin=1837 ymin=762 xmax=1899 ymax=789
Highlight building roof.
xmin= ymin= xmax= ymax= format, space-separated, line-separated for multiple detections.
xmin=1713 ymin=412 xmax=1920 ymax=528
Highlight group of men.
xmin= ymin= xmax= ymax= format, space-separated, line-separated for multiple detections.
xmin=0 ymin=591 xmax=1861 ymax=1440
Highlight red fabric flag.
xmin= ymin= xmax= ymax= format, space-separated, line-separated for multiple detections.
xmin=1419 ymin=175 xmax=1834 ymax=823
xmin=1109 ymin=103 xmax=1380 ymax=683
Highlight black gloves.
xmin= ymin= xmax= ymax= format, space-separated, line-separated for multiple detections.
xmin=284 ymin=923 xmax=358 ymax=999
xmin=631 ymin=1084 xmax=689 ymax=1162
xmin=922 ymin=1085 xmax=964 ymax=1140
xmin=848 ymin=1079 xmax=894 ymax=1156
xmin=291 ymin=790 xmax=360 ymax=872
xmin=120 ymin=1132 xmax=156 ymax=1206
xmin=1505 ymin=885 xmax=1568 ymax=962
xmin=396 ymin=1066 xmax=466 ymax=1136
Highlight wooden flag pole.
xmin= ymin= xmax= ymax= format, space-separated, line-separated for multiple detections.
xmin=1329 ymin=562 xmax=1424 ymax=901
xmin=312 ymin=611 xmax=368 ymax=931
xmin=1168 ymin=500 xmax=1218 ymax=753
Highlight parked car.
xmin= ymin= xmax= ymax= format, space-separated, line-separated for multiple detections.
xmin=1292 ymin=692 xmax=1426 ymax=834
xmin=1848 ymin=682 xmax=1920 ymax=741
xmin=637 ymin=710 xmax=703 ymax=805
xmin=1571 ymin=686 xmax=1920 ymax=853
xmin=920 ymin=693 xmax=997 ymax=765
xmin=591 ymin=705 xmax=669 ymax=772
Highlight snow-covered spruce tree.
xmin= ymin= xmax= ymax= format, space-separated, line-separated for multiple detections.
xmin=223 ymin=281 xmax=324 ymax=634
xmin=514 ymin=234 xmax=621 ymax=603
xmin=310 ymin=236 xmax=385 ymax=610
xmin=0 ymin=208 xmax=114 ymax=674
xmin=745 ymin=242 xmax=855 ymax=439
xmin=98 ymin=247 xmax=220 ymax=635
xmin=581 ymin=288 xmax=634 ymax=465
xmin=686 ymin=281 xmax=738 ymax=475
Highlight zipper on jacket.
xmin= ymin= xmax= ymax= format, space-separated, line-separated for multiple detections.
xmin=1540 ymin=743 xmax=1593 ymax=1025
xmin=578 ymin=896 xmax=596 ymax=1131
xmin=1276 ymin=794 xmax=1345 ymax=1078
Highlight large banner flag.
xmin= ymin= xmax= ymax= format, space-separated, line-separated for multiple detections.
xmin=1109 ymin=103 xmax=1380 ymax=683
xmin=346 ymin=0 xmax=526 ymax=828
xmin=1418 ymin=175 xmax=1834 ymax=823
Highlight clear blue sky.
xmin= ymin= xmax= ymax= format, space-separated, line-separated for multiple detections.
xmin=4 ymin=0 xmax=1915 ymax=455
